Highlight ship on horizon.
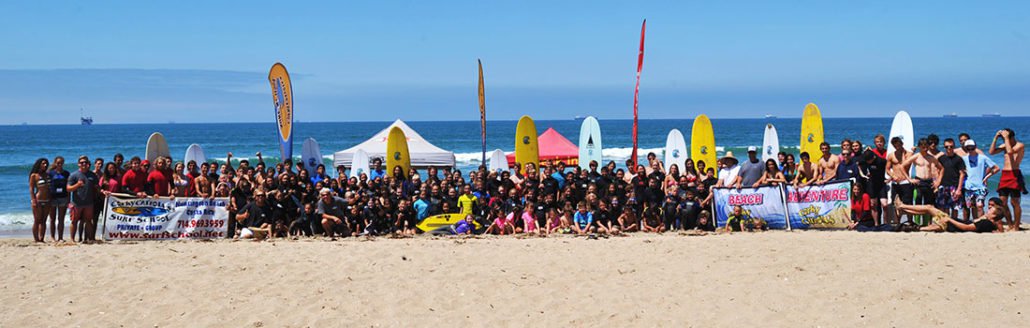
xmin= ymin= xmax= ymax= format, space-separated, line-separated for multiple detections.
xmin=943 ymin=113 xmax=958 ymax=118
xmin=982 ymin=113 xmax=1001 ymax=118
xmin=80 ymin=108 xmax=93 ymax=126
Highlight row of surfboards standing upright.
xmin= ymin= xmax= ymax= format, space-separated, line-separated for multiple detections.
xmin=501 ymin=102 xmax=915 ymax=178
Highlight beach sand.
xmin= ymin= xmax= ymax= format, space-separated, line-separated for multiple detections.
xmin=1 ymin=231 xmax=1028 ymax=327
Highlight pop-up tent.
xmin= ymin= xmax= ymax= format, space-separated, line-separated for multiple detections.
xmin=333 ymin=119 xmax=456 ymax=169
xmin=506 ymin=127 xmax=579 ymax=167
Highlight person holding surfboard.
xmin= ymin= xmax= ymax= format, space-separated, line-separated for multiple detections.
xmin=988 ymin=128 xmax=1025 ymax=230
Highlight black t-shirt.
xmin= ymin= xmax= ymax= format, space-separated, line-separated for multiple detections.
xmin=541 ymin=177 xmax=560 ymax=196
xmin=938 ymin=154 xmax=966 ymax=187
xmin=973 ymin=219 xmax=997 ymax=233
xmin=594 ymin=209 xmax=613 ymax=225
xmin=678 ymin=200 xmax=701 ymax=229
xmin=241 ymin=202 xmax=273 ymax=228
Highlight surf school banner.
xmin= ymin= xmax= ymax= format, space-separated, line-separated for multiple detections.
xmin=268 ymin=62 xmax=294 ymax=161
xmin=103 ymin=196 xmax=230 ymax=240
xmin=785 ymin=180 xmax=852 ymax=229
xmin=712 ymin=186 xmax=789 ymax=229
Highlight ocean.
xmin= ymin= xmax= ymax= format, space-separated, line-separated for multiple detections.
xmin=2 ymin=117 xmax=1027 ymax=232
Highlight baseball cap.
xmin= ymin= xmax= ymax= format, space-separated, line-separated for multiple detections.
xmin=141 ymin=160 xmax=150 ymax=165
xmin=963 ymin=140 xmax=976 ymax=147
xmin=747 ymin=146 xmax=757 ymax=152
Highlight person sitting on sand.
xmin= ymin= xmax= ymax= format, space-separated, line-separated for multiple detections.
xmin=724 ymin=205 xmax=749 ymax=232
xmin=617 ymin=205 xmax=639 ymax=232
xmin=641 ymin=206 xmax=663 ymax=233
xmin=894 ymin=195 xmax=1005 ymax=233
xmin=572 ymin=201 xmax=595 ymax=235
xmin=485 ymin=208 xmax=513 ymax=235
xmin=695 ymin=210 xmax=716 ymax=232
xmin=236 ymin=190 xmax=273 ymax=240
xmin=317 ymin=188 xmax=350 ymax=238
xmin=521 ymin=203 xmax=539 ymax=235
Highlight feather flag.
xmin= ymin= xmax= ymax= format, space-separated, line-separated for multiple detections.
xmin=268 ymin=62 xmax=294 ymax=163
xmin=478 ymin=59 xmax=487 ymax=165
xmin=631 ymin=20 xmax=646 ymax=167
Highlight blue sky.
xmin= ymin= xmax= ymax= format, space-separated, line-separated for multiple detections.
xmin=1 ymin=1 xmax=1028 ymax=124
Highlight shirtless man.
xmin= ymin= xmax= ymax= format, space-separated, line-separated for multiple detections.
xmin=795 ymin=152 xmax=816 ymax=187
xmin=886 ymin=137 xmax=914 ymax=223
xmin=910 ymin=138 xmax=943 ymax=214
xmin=194 ymin=172 xmax=212 ymax=198
xmin=815 ymin=142 xmax=840 ymax=184
xmin=989 ymin=128 xmax=1025 ymax=230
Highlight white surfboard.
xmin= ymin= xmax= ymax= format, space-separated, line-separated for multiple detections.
xmin=301 ymin=138 xmax=322 ymax=175
xmin=145 ymin=132 xmax=170 ymax=164
xmin=182 ymin=144 xmax=207 ymax=175
xmin=762 ymin=124 xmax=780 ymax=165
xmin=887 ymin=111 xmax=914 ymax=155
xmin=578 ymin=116 xmax=602 ymax=169
xmin=488 ymin=149 xmax=508 ymax=173
xmin=664 ymin=129 xmax=688 ymax=173
xmin=350 ymin=149 xmax=370 ymax=179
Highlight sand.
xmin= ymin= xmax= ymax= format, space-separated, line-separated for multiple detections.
xmin=1 ymin=231 xmax=1028 ymax=327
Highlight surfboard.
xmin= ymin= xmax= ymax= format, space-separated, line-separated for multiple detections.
xmin=514 ymin=115 xmax=539 ymax=172
xmin=301 ymin=138 xmax=322 ymax=175
xmin=488 ymin=149 xmax=508 ymax=173
xmin=664 ymin=129 xmax=687 ymax=173
xmin=691 ymin=115 xmax=717 ymax=177
xmin=887 ymin=110 xmax=914 ymax=154
xmin=386 ymin=126 xmax=411 ymax=179
xmin=799 ymin=103 xmax=824 ymax=159
xmin=268 ymin=62 xmax=294 ymax=163
xmin=762 ymin=124 xmax=780 ymax=164
xmin=145 ymin=132 xmax=170 ymax=164
xmin=351 ymin=149 xmax=370 ymax=179
xmin=578 ymin=116 xmax=603 ymax=169
xmin=416 ymin=213 xmax=483 ymax=233
xmin=182 ymin=144 xmax=206 ymax=175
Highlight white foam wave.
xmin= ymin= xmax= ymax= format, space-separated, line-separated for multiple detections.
xmin=0 ymin=212 xmax=34 ymax=231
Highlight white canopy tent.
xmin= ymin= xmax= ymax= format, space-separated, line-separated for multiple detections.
xmin=332 ymin=119 xmax=456 ymax=169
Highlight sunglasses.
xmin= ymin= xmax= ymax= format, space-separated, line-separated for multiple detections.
xmin=78 ymin=161 xmax=89 ymax=165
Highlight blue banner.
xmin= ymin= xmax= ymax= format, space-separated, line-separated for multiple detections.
xmin=712 ymin=186 xmax=789 ymax=229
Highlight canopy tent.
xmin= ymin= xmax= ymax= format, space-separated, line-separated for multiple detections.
xmin=333 ymin=119 xmax=456 ymax=169
xmin=506 ymin=127 xmax=579 ymax=167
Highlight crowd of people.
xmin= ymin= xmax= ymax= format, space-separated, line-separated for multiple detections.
xmin=26 ymin=128 xmax=1025 ymax=242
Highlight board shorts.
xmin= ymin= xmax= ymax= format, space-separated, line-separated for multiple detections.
xmin=997 ymin=170 xmax=1023 ymax=198
xmin=935 ymin=186 xmax=961 ymax=211
xmin=964 ymin=188 xmax=987 ymax=208
xmin=891 ymin=183 xmax=914 ymax=205
xmin=867 ymin=181 xmax=886 ymax=200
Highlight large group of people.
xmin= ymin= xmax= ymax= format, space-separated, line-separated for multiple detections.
xmin=26 ymin=128 xmax=1025 ymax=242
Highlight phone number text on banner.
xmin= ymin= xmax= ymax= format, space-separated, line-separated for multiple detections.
xmin=785 ymin=180 xmax=852 ymax=229
xmin=712 ymin=186 xmax=789 ymax=229
xmin=103 ymin=196 xmax=229 ymax=240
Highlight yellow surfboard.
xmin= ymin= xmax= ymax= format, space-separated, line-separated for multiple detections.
xmin=799 ymin=103 xmax=824 ymax=158
xmin=416 ymin=213 xmax=483 ymax=233
xmin=514 ymin=115 xmax=539 ymax=172
xmin=691 ymin=114 xmax=717 ymax=177
xmin=386 ymin=126 xmax=411 ymax=179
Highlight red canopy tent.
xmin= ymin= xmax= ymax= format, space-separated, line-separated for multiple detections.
xmin=507 ymin=127 xmax=579 ymax=168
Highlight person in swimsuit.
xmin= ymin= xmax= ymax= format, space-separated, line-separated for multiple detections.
xmin=757 ymin=159 xmax=786 ymax=187
xmin=911 ymin=138 xmax=943 ymax=217
xmin=29 ymin=158 xmax=52 ymax=243
xmin=988 ymin=128 xmax=1025 ymax=230
xmin=172 ymin=162 xmax=191 ymax=197
xmin=795 ymin=152 xmax=816 ymax=187
xmin=663 ymin=164 xmax=681 ymax=190
xmin=782 ymin=154 xmax=797 ymax=184
xmin=887 ymin=136 xmax=915 ymax=223
xmin=815 ymin=142 xmax=841 ymax=184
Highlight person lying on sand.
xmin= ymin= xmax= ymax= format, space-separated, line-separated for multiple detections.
xmin=894 ymin=195 xmax=1005 ymax=233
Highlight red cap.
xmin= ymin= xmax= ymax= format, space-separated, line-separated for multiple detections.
xmin=141 ymin=160 xmax=150 ymax=165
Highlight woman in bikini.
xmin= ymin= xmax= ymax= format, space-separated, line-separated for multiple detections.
xmin=29 ymin=158 xmax=52 ymax=242
xmin=757 ymin=159 xmax=786 ymax=187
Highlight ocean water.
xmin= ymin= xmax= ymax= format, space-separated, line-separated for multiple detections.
xmin=2 ymin=117 xmax=1027 ymax=230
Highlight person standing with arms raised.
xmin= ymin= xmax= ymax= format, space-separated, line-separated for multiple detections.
xmin=989 ymin=128 xmax=1025 ymax=230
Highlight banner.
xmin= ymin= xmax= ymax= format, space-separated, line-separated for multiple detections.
xmin=712 ymin=186 xmax=789 ymax=229
xmin=103 ymin=196 xmax=230 ymax=240
xmin=785 ymin=180 xmax=852 ymax=229
xmin=269 ymin=62 xmax=294 ymax=162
